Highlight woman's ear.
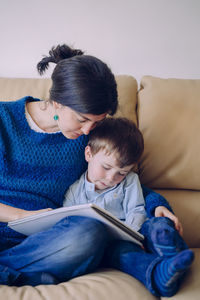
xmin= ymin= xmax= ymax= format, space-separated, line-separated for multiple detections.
xmin=52 ymin=101 xmax=62 ymax=110
xmin=85 ymin=146 xmax=93 ymax=162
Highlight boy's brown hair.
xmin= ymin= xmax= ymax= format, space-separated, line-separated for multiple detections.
xmin=88 ymin=117 xmax=144 ymax=168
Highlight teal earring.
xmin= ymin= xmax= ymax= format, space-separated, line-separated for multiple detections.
xmin=54 ymin=115 xmax=59 ymax=121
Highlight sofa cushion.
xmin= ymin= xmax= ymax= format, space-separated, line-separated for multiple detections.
xmin=0 ymin=269 xmax=157 ymax=300
xmin=0 ymin=75 xmax=138 ymax=123
xmin=138 ymin=76 xmax=200 ymax=190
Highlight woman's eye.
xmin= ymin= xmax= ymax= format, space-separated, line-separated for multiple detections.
xmin=78 ymin=119 xmax=86 ymax=123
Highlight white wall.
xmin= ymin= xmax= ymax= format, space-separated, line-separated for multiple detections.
xmin=0 ymin=0 xmax=199 ymax=84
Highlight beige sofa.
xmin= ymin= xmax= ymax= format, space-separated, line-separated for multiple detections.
xmin=0 ymin=75 xmax=199 ymax=300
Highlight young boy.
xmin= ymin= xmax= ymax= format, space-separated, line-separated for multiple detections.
xmin=63 ymin=117 xmax=194 ymax=297
xmin=63 ymin=116 xmax=146 ymax=232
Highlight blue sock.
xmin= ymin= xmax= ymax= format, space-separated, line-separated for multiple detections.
xmin=153 ymin=249 xmax=194 ymax=297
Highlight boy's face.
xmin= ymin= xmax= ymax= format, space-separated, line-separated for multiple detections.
xmin=85 ymin=146 xmax=134 ymax=190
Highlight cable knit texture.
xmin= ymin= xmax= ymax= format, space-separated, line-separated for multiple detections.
xmin=141 ymin=185 xmax=173 ymax=218
xmin=0 ymin=97 xmax=88 ymax=249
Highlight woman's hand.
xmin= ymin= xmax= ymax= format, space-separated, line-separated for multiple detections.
xmin=17 ymin=208 xmax=53 ymax=220
xmin=0 ymin=203 xmax=52 ymax=222
xmin=154 ymin=206 xmax=183 ymax=236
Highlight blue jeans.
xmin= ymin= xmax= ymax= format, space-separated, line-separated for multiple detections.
xmin=0 ymin=216 xmax=109 ymax=286
xmin=0 ymin=216 xmax=188 ymax=292
xmin=102 ymin=217 xmax=188 ymax=296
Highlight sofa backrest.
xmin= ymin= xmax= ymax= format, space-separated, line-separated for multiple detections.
xmin=0 ymin=78 xmax=51 ymax=102
xmin=0 ymin=75 xmax=200 ymax=247
xmin=138 ymin=75 xmax=200 ymax=190
xmin=0 ymin=76 xmax=138 ymax=124
xmin=137 ymin=76 xmax=200 ymax=247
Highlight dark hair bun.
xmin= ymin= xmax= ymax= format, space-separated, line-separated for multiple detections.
xmin=37 ymin=44 xmax=84 ymax=75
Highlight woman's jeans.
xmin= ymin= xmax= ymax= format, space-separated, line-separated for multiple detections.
xmin=0 ymin=216 xmax=109 ymax=285
xmin=0 ymin=216 xmax=188 ymax=293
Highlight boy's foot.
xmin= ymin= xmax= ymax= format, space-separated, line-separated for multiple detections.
xmin=153 ymin=249 xmax=194 ymax=297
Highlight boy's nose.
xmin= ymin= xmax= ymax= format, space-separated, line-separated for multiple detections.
xmin=107 ymin=173 xmax=116 ymax=184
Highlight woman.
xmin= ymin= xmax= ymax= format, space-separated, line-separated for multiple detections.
xmin=0 ymin=45 xmax=192 ymax=295
xmin=0 ymin=44 xmax=117 ymax=285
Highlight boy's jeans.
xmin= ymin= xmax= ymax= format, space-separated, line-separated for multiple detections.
xmin=0 ymin=216 xmax=108 ymax=285
xmin=102 ymin=217 xmax=188 ymax=296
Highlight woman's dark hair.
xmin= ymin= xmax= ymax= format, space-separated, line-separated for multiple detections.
xmin=88 ymin=117 xmax=144 ymax=167
xmin=37 ymin=44 xmax=118 ymax=115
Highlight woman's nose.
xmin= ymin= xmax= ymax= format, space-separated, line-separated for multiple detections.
xmin=81 ymin=122 xmax=95 ymax=135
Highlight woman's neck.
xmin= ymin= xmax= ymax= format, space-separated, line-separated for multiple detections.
xmin=26 ymin=101 xmax=59 ymax=133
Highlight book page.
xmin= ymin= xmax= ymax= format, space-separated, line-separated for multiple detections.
xmin=8 ymin=204 xmax=144 ymax=246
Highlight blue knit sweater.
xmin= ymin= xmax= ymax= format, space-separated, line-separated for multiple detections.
xmin=0 ymin=97 xmax=88 ymax=249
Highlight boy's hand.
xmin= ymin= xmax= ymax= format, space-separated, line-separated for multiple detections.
xmin=154 ymin=206 xmax=183 ymax=236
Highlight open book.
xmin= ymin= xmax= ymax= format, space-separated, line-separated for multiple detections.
xmin=8 ymin=203 xmax=144 ymax=246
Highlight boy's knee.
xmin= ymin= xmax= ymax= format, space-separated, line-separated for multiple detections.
xmin=142 ymin=217 xmax=174 ymax=232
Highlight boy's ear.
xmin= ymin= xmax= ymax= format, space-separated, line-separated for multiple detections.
xmin=85 ymin=146 xmax=93 ymax=162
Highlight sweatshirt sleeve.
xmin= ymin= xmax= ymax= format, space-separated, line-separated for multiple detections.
xmin=141 ymin=185 xmax=173 ymax=218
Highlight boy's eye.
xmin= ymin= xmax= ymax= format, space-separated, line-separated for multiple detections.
xmin=102 ymin=166 xmax=110 ymax=170
xmin=119 ymin=172 xmax=127 ymax=176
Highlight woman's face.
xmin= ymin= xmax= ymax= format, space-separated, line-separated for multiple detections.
xmin=54 ymin=104 xmax=107 ymax=139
